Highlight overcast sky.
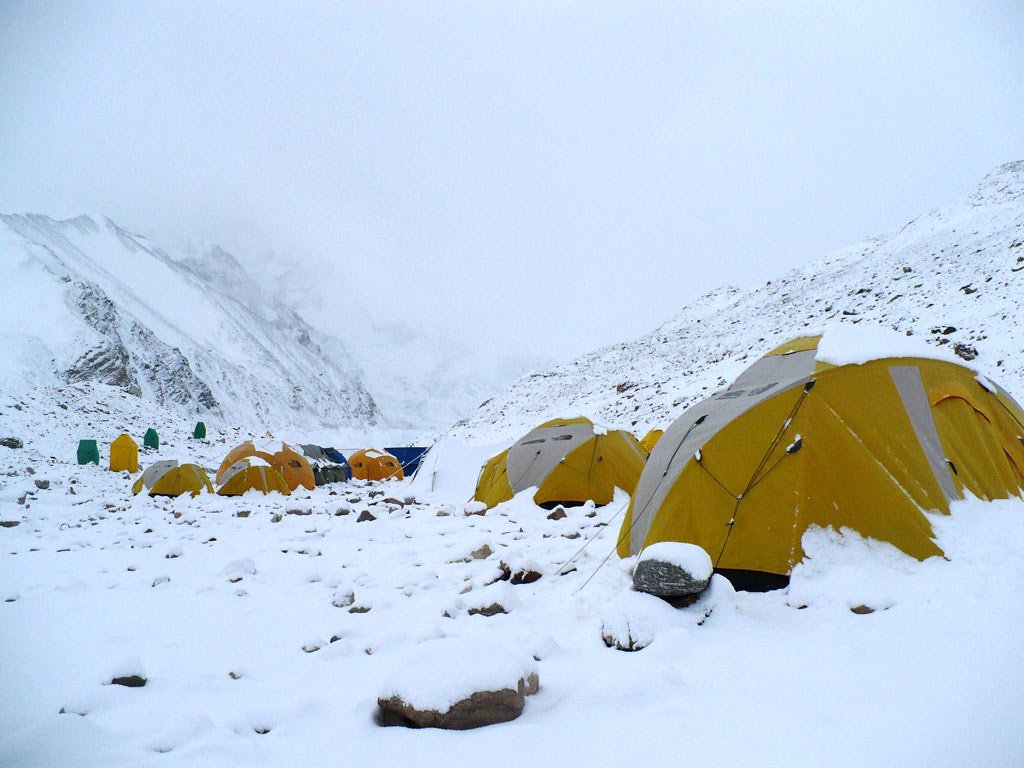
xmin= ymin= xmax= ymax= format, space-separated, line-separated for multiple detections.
xmin=2 ymin=1 xmax=1023 ymax=361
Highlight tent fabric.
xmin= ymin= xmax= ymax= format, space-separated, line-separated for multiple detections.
xmin=77 ymin=439 xmax=99 ymax=465
xmin=193 ymin=422 xmax=207 ymax=439
xmin=348 ymin=449 xmax=404 ymax=481
xmin=473 ymin=417 xmax=647 ymax=509
xmin=639 ymin=429 xmax=663 ymax=453
xmin=618 ymin=336 xmax=1024 ymax=588
xmin=300 ymin=444 xmax=351 ymax=485
xmin=109 ymin=433 xmax=139 ymax=473
xmin=385 ymin=447 xmax=429 ymax=476
xmin=215 ymin=441 xmax=316 ymax=491
xmin=218 ymin=464 xmax=291 ymax=496
xmin=133 ymin=462 xmax=213 ymax=497
xmin=133 ymin=460 xmax=179 ymax=493
xmin=144 ymin=428 xmax=159 ymax=450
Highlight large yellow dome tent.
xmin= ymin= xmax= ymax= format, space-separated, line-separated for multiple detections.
xmin=348 ymin=448 xmax=404 ymax=481
xmin=618 ymin=331 xmax=1024 ymax=590
xmin=132 ymin=461 xmax=213 ymax=497
xmin=217 ymin=459 xmax=291 ymax=496
xmin=109 ymin=433 xmax=139 ymax=473
xmin=215 ymin=441 xmax=315 ymax=491
xmin=473 ymin=416 xmax=647 ymax=509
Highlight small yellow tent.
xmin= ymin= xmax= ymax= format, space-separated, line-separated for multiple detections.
xmin=132 ymin=462 xmax=213 ymax=497
xmin=215 ymin=441 xmax=315 ymax=491
xmin=618 ymin=334 xmax=1024 ymax=590
xmin=348 ymin=448 xmax=404 ymax=481
xmin=639 ymin=429 xmax=663 ymax=453
xmin=473 ymin=416 xmax=647 ymax=509
xmin=217 ymin=461 xmax=291 ymax=496
xmin=109 ymin=433 xmax=139 ymax=473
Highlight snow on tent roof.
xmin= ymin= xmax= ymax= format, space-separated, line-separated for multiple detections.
xmin=813 ymin=323 xmax=962 ymax=367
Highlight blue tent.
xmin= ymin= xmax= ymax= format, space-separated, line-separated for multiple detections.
xmin=385 ymin=447 xmax=429 ymax=476
xmin=323 ymin=447 xmax=352 ymax=478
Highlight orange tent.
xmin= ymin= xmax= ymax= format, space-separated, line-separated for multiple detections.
xmin=216 ymin=440 xmax=315 ymax=491
xmin=348 ymin=448 xmax=404 ymax=481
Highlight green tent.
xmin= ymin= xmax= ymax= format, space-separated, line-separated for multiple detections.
xmin=193 ymin=422 xmax=206 ymax=440
xmin=144 ymin=428 xmax=159 ymax=450
xmin=77 ymin=439 xmax=99 ymax=465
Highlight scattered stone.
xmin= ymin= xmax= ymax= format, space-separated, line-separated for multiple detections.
xmin=25 ymin=466 xmax=35 ymax=475
xmin=335 ymin=506 xmax=351 ymax=516
xmin=368 ymin=490 xmax=384 ymax=499
xmin=546 ymin=507 xmax=567 ymax=521
xmin=332 ymin=590 xmax=355 ymax=608
xmin=632 ymin=542 xmax=713 ymax=598
xmin=0 ymin=437 xmax=23 ymax=449
xmin=953 ymin=342 xmax=978 ymax=361
xmin=0 ymin=521 xmax=21 ymax=528
xmin=286 ymin=508 xmax=312 ymax=516
xmin=602 ymin=624 xmax=647 ymax=652
xmin=235 ymin=510 xmax=251 ymax=518
xmin=436 ymin=509 xmax=451 ymax=517
xmin=34 ymin=479 xmax=49 ymax=490
xmin=850 ymin=604 xmax=876 ymax=615
xmin=152 ymin=576 xmax=171 ymax=587
xmin=357 ymin=510 xmax=377 ymax=523
xmin=562 ymin=532 xmax=581 ymax=540
xmin=470 ymin=544 xmax=493 ymax=560
xmin=464 ymin=501 xmax=488 ymax=517
xmin=468 ymin=603 xmax=508 ymax=617
xmin=228 ymin=671 xmax=243 ymax=680
xmin=254 ymin=726 xmax=272 ymax=735
xmin=270 ymin=513 xmax=283 ymax=523
xmin=329 ymin=635 xmax=342 ymax=644
xmin=348 ymin=605 xmax=371 ymax=614
xmin=378 ymin=640 xmax=539 ymax=730
xmin=302 ymin=642 xmax=321 ymax=653
xmin=110 ymin=674 xmax=147 ymax=688
xmin=383 ymin=497 xmax=405 ymax=508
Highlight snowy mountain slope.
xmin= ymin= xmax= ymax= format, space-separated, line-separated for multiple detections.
xmin=452 ymin=161 xmax=1024 ymax=442
xmin=0 ymin=214 xmax=381 ymax=430
xmin=341 ymin=319 xmax=550 ymax=431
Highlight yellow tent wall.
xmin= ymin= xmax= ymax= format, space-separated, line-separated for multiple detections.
xmin=109 ymin=434 xmax=139 ymax=473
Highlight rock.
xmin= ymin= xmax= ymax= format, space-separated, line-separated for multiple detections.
xmin=235 ymin=510 xmax=251 ymax=518
xmin=0 ymin=520 xmax=21 ymax=528
xmin=110 ymin=674 xmax=147 ymax=687
xmin=467 ymin=602 xmax=508 ymax=617
xmin=464 ymin=501 xmax=488 ymax=517
xmin=0 ymin=437 xmax=23 ymax=449
xmin=335 ymin=506 xmax=351 ymax=516
xmin=953 ymin=342 xmax=978 ymax=361
xmin=332 ymin=590 xmax=355 ymax=608
xmin=286 ymin=508 xmax=312 ymax=516
xmin=378 ymin=639 xmax=539 ymax=729
xmin=357 ymin=510 xmax=377 ymax=523
xmin=348 ymin=605 xmax=372 ymax=614
xmin=470 ymin=544 xmax=493 ymax=560
xmin=383 ymin=497 xmax=405 ymax=508
xmin=850 ymin=604 xmax=876 ymax=615
xmin=633 ymin=542 xmax=713 ymax=598
xmin=546 ymin=507 xmax=567 ymax=521
xmin=25 ymin=466 xmax=35 ymax=475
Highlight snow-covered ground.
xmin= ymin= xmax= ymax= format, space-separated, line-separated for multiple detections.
xmin=2 ymin=405 xmax=1023 ymax=766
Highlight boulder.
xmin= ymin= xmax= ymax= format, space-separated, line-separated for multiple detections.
xmin=633 ymin=542 xmax=713 ymax=599
xmin=33 ymin=479 xmax=50 ymax=490
xmin=464 ymin=501 xmax=488 ymax=517
xmin=378 ymin=638 xmax=538 ymax=729
xmin=0 ymin=437 xmax=23 ymax=449
xmin=357 ymin=510 xmax=377 ymax=523
xmin=546 ymin=506 xmax=567 ymax=521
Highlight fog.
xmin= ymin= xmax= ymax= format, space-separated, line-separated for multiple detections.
xmin=2 ymin=1 xmax=1023 ymax=360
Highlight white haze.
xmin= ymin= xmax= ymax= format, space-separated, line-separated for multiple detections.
xmin=2 ymin=1 xmax=1023 ymax=360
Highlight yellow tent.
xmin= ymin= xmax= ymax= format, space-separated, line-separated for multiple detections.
xmin=109 ymin=433 xmax=139 ymax=473
xmin=348 ymin=448 xmax=404 ymax=481
xmin=132 ymin=462 xmax=213 ymax=497
xmin=215 ymin=441 xmax=315 ymax=491
xmin=639 ymin=429 xmax=663 ymax=453
xmin=473 ymin=416 xmax=647 ymax=509
xmin=217 ymin=461 xmax=291 ymax=496
xmin=618 ymin=335 xmax=1024 ymax=590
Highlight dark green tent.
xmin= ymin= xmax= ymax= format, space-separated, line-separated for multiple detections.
xmin=77 ymin=439 xmax=99 ymax=465
xmin=193 ymin=422 xmax=206 ymax=440
xmin=144 ymin=428 xmax=159 ymax=449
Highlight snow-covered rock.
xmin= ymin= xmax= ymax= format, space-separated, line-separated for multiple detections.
xmin=633 ymin=542 xmax=713 ymax=598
